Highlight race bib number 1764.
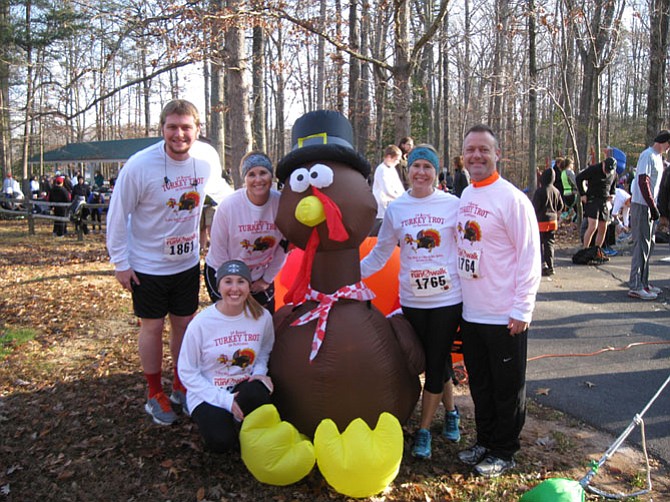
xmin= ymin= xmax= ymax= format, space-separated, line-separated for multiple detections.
xmin=457 ymin=247 xmax=481 ymax=279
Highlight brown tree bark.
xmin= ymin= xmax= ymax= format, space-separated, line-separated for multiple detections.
xmin=646 ymin=0 xmax=670 ymax=143
xmin=224 ymin=0 xmax=251 ymax=188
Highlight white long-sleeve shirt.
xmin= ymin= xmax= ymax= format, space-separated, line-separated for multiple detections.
xmin=372 ymin=161 xmax=405 ymax=219
xmin=456 ymin=176 xmax=541 ymax=324
xmin=205 ymin=188 xmax=286 ymax=283
xmin=361 ymin=189 xmax=462 ymax=308
xmin=612 ymin=187 xmax=631 ymax=227
xmin=178 ymin=304 xmax=274 ymax=414
xmin=106 ymin=140 xmax=233 ymax=275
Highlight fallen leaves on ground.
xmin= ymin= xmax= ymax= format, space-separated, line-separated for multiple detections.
xmin=0 ymin=219 xmax=667 ymax=501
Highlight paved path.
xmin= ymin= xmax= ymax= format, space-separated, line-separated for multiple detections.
xmin=527 ymin=240 xmax=670 ymax=465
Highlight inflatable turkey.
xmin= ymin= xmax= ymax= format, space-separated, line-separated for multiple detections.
xmin=269 ymin=110 xmax=424 ymax=437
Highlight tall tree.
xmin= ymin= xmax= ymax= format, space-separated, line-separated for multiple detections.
xmin=0 ymin=0 xmax=12 ymax=175
xmin=566 ymin=0 xmax=625 ymax=169
xmin=224 ymin=0 xmax=251 ymax=187
xmin=348 ymin=0 xmax=361 ymax=148
xmin=646 ymin=0 xmax=670 ymax=143
xmin=316 ymin=0 xmax=327 ymax=110
xmin=252 ymin=23 xmax=266 ymax=151
xmin=528 ymin=0 xmax=538 ymax=192
xmin=209 ymin=0 xmax=226 ymax=174
xmin=490 ymin=0 xmax=509 ymax=138
xmin=440 ymin=8 xmax=449 ymax=165
xmin=357 ymin=0 xmax=371 ymax=155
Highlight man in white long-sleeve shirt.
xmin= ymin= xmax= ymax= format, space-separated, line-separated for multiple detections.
xmin=372 ymin=144 xmax=405 ymax=220
xmin=106 ymin=99 xmax=232 ymax=426
xmin=455 ymin=124 xmax=541 ymax=478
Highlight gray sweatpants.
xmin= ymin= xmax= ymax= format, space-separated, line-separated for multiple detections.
xmin=628 ymin=202 xmax=656 ymax=290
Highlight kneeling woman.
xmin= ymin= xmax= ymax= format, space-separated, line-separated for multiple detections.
xmin=178 ymin=260 xmax=274 ymax=452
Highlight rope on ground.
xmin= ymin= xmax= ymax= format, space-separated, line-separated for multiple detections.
xmin=527 ymin=340 xmax=670 ymax=362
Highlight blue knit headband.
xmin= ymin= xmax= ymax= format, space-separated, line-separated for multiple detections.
xmin=242 ymin=153 xmax=273 ymax=177
xmin=408 ymin=146 xmax=439 ymax=172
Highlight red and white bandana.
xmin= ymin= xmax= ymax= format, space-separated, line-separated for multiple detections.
xmin=290 ymin=281 xmax=376 ymax=362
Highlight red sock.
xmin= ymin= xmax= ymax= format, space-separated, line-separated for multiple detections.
xmin=144 ymin=372 xmax=163 ymax=398
xmin=173 ymin=367 xmax=186 ymax=392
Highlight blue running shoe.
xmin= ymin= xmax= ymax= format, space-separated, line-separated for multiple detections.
xmin=411 ymin=428 xmax=432 ymax=459
xmin=442 ymin=407 xmax=461 ymax=442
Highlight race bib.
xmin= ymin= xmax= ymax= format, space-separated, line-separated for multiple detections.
xmin=457 ymin=247 xmax=481 ymax=279
xmin=410 ymin=266 xmax=451 ymax=296
xmin=164 ymin=232 xmax=197 ymax=260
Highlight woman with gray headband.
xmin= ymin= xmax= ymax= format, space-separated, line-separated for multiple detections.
xmin=204 ymin=151 xmax=287 ymax=312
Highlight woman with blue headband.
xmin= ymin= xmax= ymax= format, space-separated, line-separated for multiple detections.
xmin=361 ymin=144 xmax=463 ymax=460
xmin=205 ymin=151 xmax=287 ymax=312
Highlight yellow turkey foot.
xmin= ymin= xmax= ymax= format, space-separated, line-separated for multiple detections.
xmin=314 ymin=412 xmax=403 ymax=498
xmin=240 ymin=404 xmax=315 ymax=486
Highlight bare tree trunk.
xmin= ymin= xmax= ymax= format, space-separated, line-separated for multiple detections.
xmin=441 ymin=10 xmax=450 ymax=165
xmin=21 ymin=0 xmax=33 ymax=179
xmin=335 ymin=0 xmax=344 ymax=113
xmin=348 ymin=0 xmax=361 ymax=148
xmin=646 ymin=0 xmax=670 ymax=143
xmin=593 ymin=74 xmax=602 ymax=160
xmin=274 ymin=21 xmax=286 ymax=160
xmin=210 ymin=62 xmax=225 ymax=172
xmin=0 ymin=0 xmax=11 ymax=175
xmin=567 ymin=0 xmax=625 ymax=169
xmin=392 ymin=0 xmax=411 ymax=139
xmin=369 ymin=1 xmax=390 ymax=153
xmin=252 ymin=25 xmax=266 ymax=151
xmin=357 ymin=0 xmax=370 ymax=155
xmin=316 ymin=0 xmax=327 ymax=110
xmin=203 ymin=59 xmax=211 ymax=132
xmin=528 ymin=0 xmax=538 ymax=193
xmin=224 ymin=8 xmax=251 ymax=188
xmin=463 ymin=0 xmax=471 ymax=132
xmin=490 ymin=0 xmax=508 ymax=138
xmin=209 ymin=0 xmax=226 ymax=173
xmin=141 ymin=43 xmax=151 ymax=137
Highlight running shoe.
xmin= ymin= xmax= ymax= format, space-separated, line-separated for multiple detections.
xmin=411 ymin=428 xmax=432 ymax=459
xmin=145 ymin=392 xmax=178 ymax=425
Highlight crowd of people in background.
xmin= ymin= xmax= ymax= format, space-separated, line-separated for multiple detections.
xmin=530 ymin=131 xmax=670 ymax=304
xmin=1 ymin=168 xmax=115 ymax=236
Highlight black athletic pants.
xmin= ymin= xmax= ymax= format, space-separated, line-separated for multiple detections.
xmin=461 ymin=320 xmax=527 ymax=460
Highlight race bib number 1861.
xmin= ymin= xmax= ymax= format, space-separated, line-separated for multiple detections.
xmin=164 ymin=233 xmax=197 ymax=259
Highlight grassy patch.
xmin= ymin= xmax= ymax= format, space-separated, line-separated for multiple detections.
xmin=0 ymin=326 xmax=36 ymax=359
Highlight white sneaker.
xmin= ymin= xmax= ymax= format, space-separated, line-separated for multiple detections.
xmin=628 ymin=289 xmax=657 ymax=300
xmin=646 ymin=285 xmax=662 ymax=294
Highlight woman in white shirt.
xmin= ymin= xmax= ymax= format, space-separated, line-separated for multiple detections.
xmin=361 ymin=144 xmax=462 ymax=460
xmin=205 ymin=152 xmax=286 ymax=312
xmin=178 ymin=260 xmax=274 ymax=452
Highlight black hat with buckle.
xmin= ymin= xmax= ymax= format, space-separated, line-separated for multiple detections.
xmin=276 ymin=110 xmax=371 ymax=183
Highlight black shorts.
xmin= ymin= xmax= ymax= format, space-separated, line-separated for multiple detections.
xmin=584 ymin=198 xmax=610 ymax=222
xmin=132 ymin=264 xmax=200 ymax=319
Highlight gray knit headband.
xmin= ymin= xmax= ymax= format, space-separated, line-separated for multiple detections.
xmin=242 ymin=153 xmax=273 ymax=177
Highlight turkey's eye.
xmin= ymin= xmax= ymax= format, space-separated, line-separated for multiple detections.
xmin=308 ymin=164 xmax=334 ymax=189
xmin=289 ymin=168 xmax=311 ymax=193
